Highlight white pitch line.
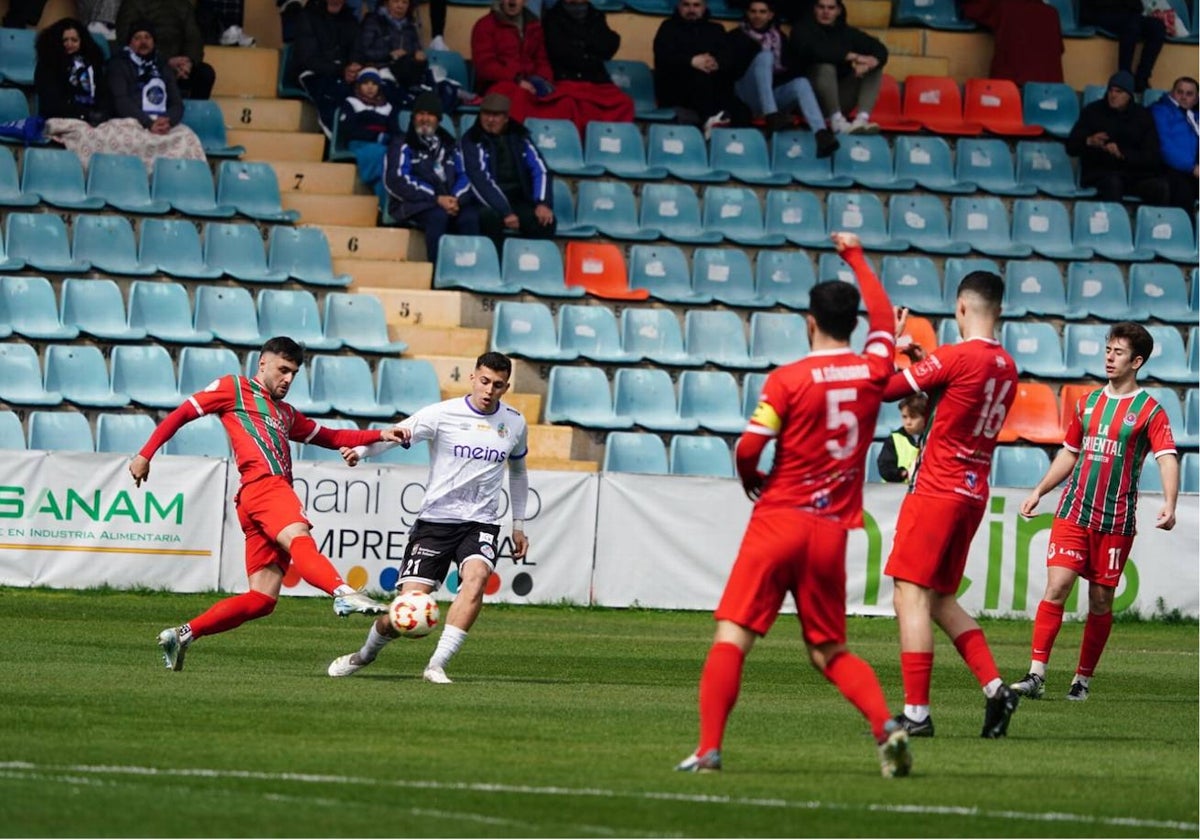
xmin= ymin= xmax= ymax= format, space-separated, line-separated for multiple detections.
xmin=0 ymin=761 xmax=1194 ymax=834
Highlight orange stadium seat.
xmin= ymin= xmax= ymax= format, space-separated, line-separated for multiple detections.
xmin=894 ymin=315 xmax=938 ymax=369
xmin=902 ymin=76 xmax=984 ymax=136
xmin=564 ymin=242 xmax=649 ymax=301
xmin=963 ymin=79 xmax=1045 ymax=137
xmin=872 ymin=75 xmax=922 ymax=132
xmin=999 ymin=382 xmax=1063 ymax=444
xmin=1058 ymin=383 xmax=1097 ymax=433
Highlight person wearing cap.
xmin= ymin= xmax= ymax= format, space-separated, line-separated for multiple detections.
xmin=1065 ymin=70 xmax=1169 ymax=205
xmin=460 ymin=92 xmax=556 ymax=246
xmin=1079 ymin=0 xmax=1165 ymax=95
xmin=337 ymin=67 xmax=404 ymax=189
xmin=117 ymin=0 xmax=216 ymax=99
xmin=382 ymin=91 xmax=479 ymax=264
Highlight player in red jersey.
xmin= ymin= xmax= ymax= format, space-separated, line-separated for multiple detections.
xmin=675 ymin=232 xmax=912 ymax=778
xmin=883 ymin=270 xmax=1021 ymax=739
xmin=129 ymin=336 xmax=403 ymax=671
xmin=1012 ymin=322 xmax=1178 ymax=702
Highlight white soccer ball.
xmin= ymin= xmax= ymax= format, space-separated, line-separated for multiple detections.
xmin=388 ymin=591 xmax=440 ymax=638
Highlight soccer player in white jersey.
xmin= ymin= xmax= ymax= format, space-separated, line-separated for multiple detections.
xmin=327 ymin=352 xmax=530 ymax=684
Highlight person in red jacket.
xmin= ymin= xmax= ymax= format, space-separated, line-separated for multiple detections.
xmin=470 ymin=0 xmax=576 ymax=125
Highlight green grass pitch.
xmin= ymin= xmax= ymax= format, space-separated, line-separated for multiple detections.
xmin=0 ymin=588 xmax=1195 ymax=837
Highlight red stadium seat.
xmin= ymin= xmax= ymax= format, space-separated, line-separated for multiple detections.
xmin=902 ymin=76 xmax=984 ymax=136
xmin=963 ymin=79 xmax=1045 ymax=137
xmin=1057 ymin=383 xmax=1097 ymax=434
xmin=564 ymin=242 xmax=649 ymax=301
xmin=873 ymin=75 xmax=922 ymax=132
xmin=999 ymin=382 xmax=1063 ymax=444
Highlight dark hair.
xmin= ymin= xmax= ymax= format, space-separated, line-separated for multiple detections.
xmin=36 ymin=17 xmax=106 ymax=72
xmin=956 ymin=270 xmax=1004 ymax=315
xmin=809 ymin=280 xmax=860 ymax=342
xmin=1107 ymin=322 xmax=1154 ymax=368
xmin=261 ymin=336 xmax=306 ymax=366
xmin=1172 ymin=76 xmax=1198 ymax=90
xmin=899 ymin=392 xmax=929 ymax=417
xmin=476 ymin=351 xmax=512 ymax=376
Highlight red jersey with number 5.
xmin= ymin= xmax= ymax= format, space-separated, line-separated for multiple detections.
xmin=888 ymin=338 xmax=1017 ymax=504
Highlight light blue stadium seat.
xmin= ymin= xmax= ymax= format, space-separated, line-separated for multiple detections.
xmin=602 ymin=431 xmax=669 ymax=474
xmin=949 ymin=196 xmax=1031 ymax=257
xmin=178 ymin=346 xmax=241 ymax=394
xmin=670 ymin=434 xmax=734 ymax=477
xmin=1 ymin=274 xmax=78 ymax=339
xmin=426 ymin=49 xmax=474 ymax=97
xmin=1182 ymin=388 xmax=1199 ymax=448
xmin=1066 ymin=261 xmax=1142 ymax=321
xmin=298 ymin=418 xmax=362 ymax=461
xmin=375 ymin=357 xmax=442 ymax=416
xmin=267 ymin=226 xmax=352 ymax=287
xmin=4 ymin=212 xmax=89 ymax=272
xmin=550 ymin=180 xmax=597 ymax=239
xmin=584 ymin=121 xmax=667 ymax=179
xmin=881 ymin=255 xmax=952 ymax=314
xmin=605 ymin=60 xmax=674 ymax=121
xmin=1062 ymin=323 xmax=1110 ymax=378
xmin=0 ymin=342 xmax=61 ymax=406
xmin=955 ymin=138 xmax=1035 ymax=197
xmin=0 ymin=410 xmax=24 ymax=449
xmin=216 ymin=161 xmax=300 ymax=223
xmin=194 ymin=285 xmax=267 ymax=347
xmin=679 ymin=370 xmax=748 ymax=433
xmin=749 ymin=311 xmax=809 ymax=366
xmin=1139 ymin=452 xmax=1167 ymax=493
xmin=322 ymin=292 xmax=408 ymax=354
xmin=367 ymin=423 xmax=431 ymax=466
xmin=619 ymin=307 xmax=700 ymax=366
xmin=96 ymin=412 xmax=156 ymax=454
xmin=525 ymin=118 xmax=603 ymax=177
xmin=85 ymin=153 xmax=170 ymax=214
xmin=893 ymin=135 xmax=974 ymax=193
xmin=1141 ymin=326 xmax=1192 ymax=383
xmin=0 ymin=146 xmax=36 ymax=207
xmin=701 ymin=186 xmax=785 ymax=247
xmin=627 ymin=244 xmax=709 ymax=304
xmin=1022 ymin=81 xmax=1082 ymax=138
xmin=1014 ymin=141 xmax=1094 ymax=198
xmin=1001 ymin=322 xmax=1080 ymax=378
xmin=1072 ymin=201 xmax=1154 ymax=262
xmin=709 ymin=128 xmax=791 ymax=186
xmin=576 ymin=180 xmax=658 ymax=241
xmin=164 ymin=414 xmax=231 ymax=457
xmin=1134 ymin=205 xmax=1198 ymax=264
xmin=544 ymin=366 xmax=633 ymax=430
xmin=647 ymin=124 xmax=728 ymax=182
xmin=19 ymin=147 xmax=104 ymax=210
xmin=309 ymin=355 xmax=394 ymax=418
xmin=1003 ymin=260 xmax=1068 ymax=318
xmin=151 ymin=158 xmax=236 ymax=218
xmin=684 ymin=310 xmax=767 ymax=369
xmin=638 ymin=182 xmax=720 ymax=244
xmin=691 ymin=246 xmax=769 ymax=307
xmin=893 ymin=0 xmax=976 ymax=29
xmin=755 ymin=248 xmax=816 ymax=309
xmin=770 ymin=129 xmax=852 ymax=188
xmin=138 ymin=218 xmax=223 ymax=279
xmin=1144 ymin=387 xmax=1186 ymax=450
xmin=1164 ymin=0 xmax=1198 ymax=42
xmin=203 ymin=222 xmax=289 ymax=283
xmin=833 ymin=135 xmax=916 ymax=191
xmin=501 ymin=238 xmax=582 ymax=298
xmin=28 ymin=410 xmax=93 ymax=452
xmin=257 ymin=288 xmax=342 ymax=351
xmin=181 ymin=99 xmax=245 ymax=158
xmin=433 ymin=234 xmax=516 ymax=294
xmin=71 ymin=214 xmax=156 ymax=276
xmin=1183 ymin=452 xmax=1199 ymax=494
xmin=0 ymin=230 xmax=20 ymax=271
xmin=741 ymin=371 xmax=769 ymax=419
xmin=490 ymin=301 xmax=577 ymax=362
xmin=1040 ymin=0 xmax=1096 ymax=37
xmin=887 ymin=193 xmax=969 ymax=255
xmin=1191 ymin=268 xmax=1198 ymax=316
xmin=863 ymin=440 xmax=885 ymax=482
xmin=1081 ymin=85 xmax=1106 ymax=107
xmin=764 ymin=189 xmax=830 ymax=249
xmin=1011 ymin=198 xmax=1093 ymax=260
xmin=826 ymin=192 xmax=908 ymax=251
xmin=0 ymin=88 xmax=36 ymax=150
xmin=873 ymin=398 xmax=902 ymax=441
xmin=128 ymin=280 xmax=213 ymax=345
xmin=937 ymin=317 xmax=961 ymax=346
xmin=1129 ymin=263 xmax=1192 ymax=323
xmin=111 ymin=345 xmax=184 ymax=409
xmin=613 ymin=367 xmax=697 ymax=431
xmin=991 ymin=446 xmax=1050 ymax=488
xmin=559 ymin=304 xmax=639 ymax=363
xmin=60 ymin=277 xmax=145 ymax=342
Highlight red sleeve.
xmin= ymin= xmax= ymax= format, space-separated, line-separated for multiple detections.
xmin=1148 ymin=404 xmax=1177 ymax=454
xmin=289 ymin=410 xmax=383 ymax=449
xmin=138 ymin=401 xmax=201 ymax=459
xmin=841 ymin=246 xmax=895 ymax=359
xmin=883 ymin=369 xmax=919 ymax=401
xmin=1062 ymin=394 xmax=1084 ymax=451
xmin=898 ymin=346 xmax=955 ymax=397
xmin=735 ymin=430 xmax=769 ymax=487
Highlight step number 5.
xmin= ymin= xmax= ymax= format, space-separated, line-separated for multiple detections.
xmin=825 ymin=388 xmax=859 ymax=461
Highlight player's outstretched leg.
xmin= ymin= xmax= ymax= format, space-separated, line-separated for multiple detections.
xmin=328 ymin=617 xmax=394 ymax=676
xmin=157 ymin=626 xmax=189 ymax=671
xmin=877 ymin=719 xmax=913 ymax=778
xmin=283 ymin=533 xmax=387 ymax=616
xmin=158 ymin=591 xmax=278 ymax=671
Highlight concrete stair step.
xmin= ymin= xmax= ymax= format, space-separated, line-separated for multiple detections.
xmin=271 ymin=161 xmax=358 ymax=196
xmin=362 ymin=287 xmax=469 ymax=328
xmin=281 ymin=193 xmax=378 ymax=226
xmin=392 ymin=324 xmax=488 ymax=357
xmin=867 ymin=28 xmax=922 ymax=56
xmin=845 ymin=0 xmax=892 ymax=29
xmin=213 ymin=96 xmax=315 ymax=133
xmin=888 ymin=54 xmax=952 ymax=79
xmin=527 ymin=424 xmax=575 ymax=460
xmin=323 ymin=227 xmax=425 ymax=261
xmin=227 ymin=128 xmax=325 ymax=162
xmin=425 ymin=354 xmax=541 ymax=396
xmin=523 ymin=457 xmax=599 ymax=472
xmin=338 ymin=258 xmax=432 ymax=289
xmin=209 ymin=46 xmax=280 ymax=98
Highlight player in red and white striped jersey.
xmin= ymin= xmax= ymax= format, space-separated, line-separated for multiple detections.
xmin=1013 ymin=322 xmax=1178 ymax=702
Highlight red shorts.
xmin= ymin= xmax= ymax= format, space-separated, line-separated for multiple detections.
xmin=1046 ymin=517 xmax=1135 ymax=588
xmin=715 ymin=506 xmax=849 ymax=647
xmin=235 ymin=476 xmax=312 ymax=577
xmin=885 ymin=494 xmax=985 ymax=595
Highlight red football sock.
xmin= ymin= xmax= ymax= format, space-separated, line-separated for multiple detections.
xmin=1076 ymin=611 xmax=1113 ymax=678
xmin=1031 ymin=600 xmax=1065 ymax=664
xmin=697 ymin=642 xmax=745 ymax=754
xmin=953 ymin=628 xmax=1000 ymax=688
xmin=288 ymin=535 xmax=346 ymax=595
xmin=824 ymin=651 xmax=892 ymax=742
xmin=900 ymin=651 xmax=934 ymax=706
xmin=188 ymin=590 xmax=277 ymax=639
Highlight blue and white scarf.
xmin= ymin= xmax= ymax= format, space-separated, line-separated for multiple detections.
xmin=123 ymin=46 xmax=168 ymax=116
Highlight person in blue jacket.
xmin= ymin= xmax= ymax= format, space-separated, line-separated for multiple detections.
xmin=1147 ymin=76 xmax=1198 ymax=211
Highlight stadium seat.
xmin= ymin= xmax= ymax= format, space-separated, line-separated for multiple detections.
xmin=584 ymin=121 xmax=667 ymax=179
xmin=709 ymin=128 xmax=790 ymax=185
xmin=833 ymin=135 xmax=916 ymax=191
xmin=1144 ymin=386 xmax=1187 ymax=448
xmin=602 ymin=431 xmax=668 ymax=474
xmin=892 ymin=0 xmax=976 ymax=29
xmin=85 ymin=153 xmax=170 ymax=214
xmin=267 ymin=227 xmax=352 ymax=288
xmin=1182 ymin=388 xmax=1199 ymax=448
xmin=138 ymin=218 xmax=223 ymax=280
xmin=613 ymin=367 xmax=697 ymax=431
xmin=902 ymin=76 xmax=983 ymax=135
xmin=1021 ymin=81 xmax=1082 ymax=139
xmin=526 ymin=118 xmax=603 ymax=177
xmin=826 ymin=192 xmax=908 ymax=251
xmin=193 ymin=285 xmax=267 ymax=347
xmin=963 ymin=78 xmax=1043 ymax=136
xmin=111 ymin=344 xmax=184 ymax=409
xmin=1191 ymin=267 xmax=1199 ymax=316
xmin=647 ymin=124 xmax=728 ymax=182
xmin=998 ymin=382 xmax=1062 ymax=444
xmin=550 ymin=179 xmax=597 ymax=239
xmin=1003 ymin=260 xmax=1069 ymax=318
xmin=669 ymin=434 xmax=734 ymax=477
xmin=1062 ymin=324 xmax=1110 ymax=378
xmin=96 ymin=412 xmax=156 ymax=454
xmin=887 ymin=194 xmax=969 ymax=255
xmin=309 ymin=355 xmax=394 ymax=418
xmin=490 ymin=301 xmax=576 ymax=362
xmin=0 ymin=88 xmax=37 ymax=149
xmin=701 ymin=186 xmax=784 ymax=247
xmin=949 ymin=197 xmax=1031 ymax=257
xmin=297 ymin=418 xmax=362 ymax=462
xmin=0 ymin=274 xmax=78 ymax=340
xmin=605 ymin=60 xmax=674 ymax=121
xmin=177 ymin=346 xmax=241 ymax=394
xmin=4 ymin=212 xmax=90 ymax=273
xmin=873 ymin=74 xmax=923 ymax=132
xmin=164 ymin=414 xmax=230 ymax=458
xmin=770 ymin=130 xmax=853 ymax=188
xmin=749 ymin=311 xmax=809 ymax=366
xmin=500 ymin=238 xmax=582 ymax=298
xmin=127 ymin=281 xmax=213 ymax=345
xmin=181 ymin=99 xmax=246 ymax=158
xmin=630 ymin=241 xmax=711 ymax=304
xmin=1011 ymin=199 xmax=1094 ymax=260
xmin=1072 ymin=202 xmax=1154 ymax=262
xmin=863 ymin=441 xmax=885 ymax=482
xmin=28 ymin=410 xmax=93 ymax=452
xmin=544 ymin=366 xmax=633 ymax=430
xmin=1183 ymin=452 xmax=1199 ymax=494
xmin=1128 ymin=263 xmax=1193 ymax=323
xmin=433 ymin=234 xmax=518 ymax=294
xmin=1014 ymin=141 xmax=1094 ymax=198
xmin=684 ymin=310 xmax=767 ymax=369
xmin=257 ymin=289 xmax=341 ymax=351
xmin=565 ymin=242 xmax=648 ymax=300
xmin=1139 ymin=452 xmax=1169 ymax=493
xmin=1163 ymin=0 xmax=1198 ymax=42
xmin=872 ymin=398 xmax=902 ymax=441
xmin=742 ymin=371 xmax=768 ymax=419
xmin=19 ymin=148 xmax=104 ymax=210
xmin=1001 ymin=322 xmax=1080 ymax=378
xmin=60 ymin=277 xmax=145 ymax=342
xmin=764 ymin=189 xmax=830 ymax=249
xmin=322 ymin=292 xmax=407 ymax=354
xmin=1081 ymin=85 xmax=1107 ymax=107
xmin=679 ymin=370 xmax=750 ymax=433
xmin=1041 ymin=0 xmax=1097 ymax=36
xmin=1057 ymin=383 xmax=1095 ymax=430
xmin=619 ymin=307 xmax=701 ymax=366
xmin=576 ymin=180 xmax=659 ymax=241
xmin=991 ymin=445 xmax=1051 ymax=488
xmin=881 ymin=256 xmax=953 ymax=315
xmin=151 ymin=158 xmax=236 ymax=218
xmin=0 ymin=342 xmax=61 ymax=406
xmin=893 ymin=135 xmax=974 ymax=193
xmin=558 ymin=304 xmax=639 ymax=363
xmin=71 ymin=214 xmax=156 ymax=276
xmin=203 ymin=222 xmax=289 ymax=283
xmin=0 ymin=146 xmax=36 ymax=208
xmin=691 ymin=247 xmax=768 ymax=307
xmin=639 ymin=182 xmax=722 ymax=244
xmin=1066 ymin=261 xmax=1142 ymax=321
xmin=955 ymin=138 xmax=1035 ymax=196
xmin=1141 ymin=326 xmax=1192 ymax=383
xmin=755 ymin=248 xmax=817 ymax=309
xmin=1134 ymin=206 xmax=1198 ymax=264
xmin=366 ymin=424 xmax=430 ymax=466
xmin=896 ymin=314 xmax=938 ymax=367
xmin=375 ymin=357 xmax=440 ymax=416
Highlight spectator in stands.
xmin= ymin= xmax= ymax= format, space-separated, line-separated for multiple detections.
xmin=382 ymin=91 xmax=480 ymax=264
xmin=876 ymin=392 xmax=928 ymax=484
xmin=35 ymin=17 xmax=111 ymax=125
xmin=1148 ymin=76 xmax=1199 ymax=211
xmin=1066 ymin=70 xmax=1169 ymax=205
xmin=787 ymin=0 xmax=887 ymax=135
xmin=541 ymin=0 xmax=636 ymax=133
xmin=461 ymin=92 xmax=556 ymax=247
xmin=77 ymin=0 xmax=122 ymax=43
xmin=117 ymin=0 xmax=216 ymax=99
xmin=289 ymin=0 xmax=362 ymax=136
xmin=653 ymin=0 xmax=738 ymax=132
xmin=196 ymin=0 xmax=257 ymax=47
xmin=337 ymin=67 xmax=402 ymax=190
xmin=1079 ymin=0 xmax=1165 ymax=95
xmin=355 ymin=0 xmax=447 ymax=112
xmin=471 ymin=0 xmax=577 ymax=125
xmin=959 ymin=0 xmax=1063 ymax=84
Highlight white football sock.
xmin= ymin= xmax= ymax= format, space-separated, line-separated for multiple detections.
xmin=1029 ymin=660 xmax=1046 ymax=678
xmin=903 ymin=704 xmax=930 ymax=722
xmin=355 ymin=625 xmax=391 ymax=664
xmin=427 ymin=625 xmax=468 ymax=670
xmin=983 ymin=677 xmax=1003 ymax=698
